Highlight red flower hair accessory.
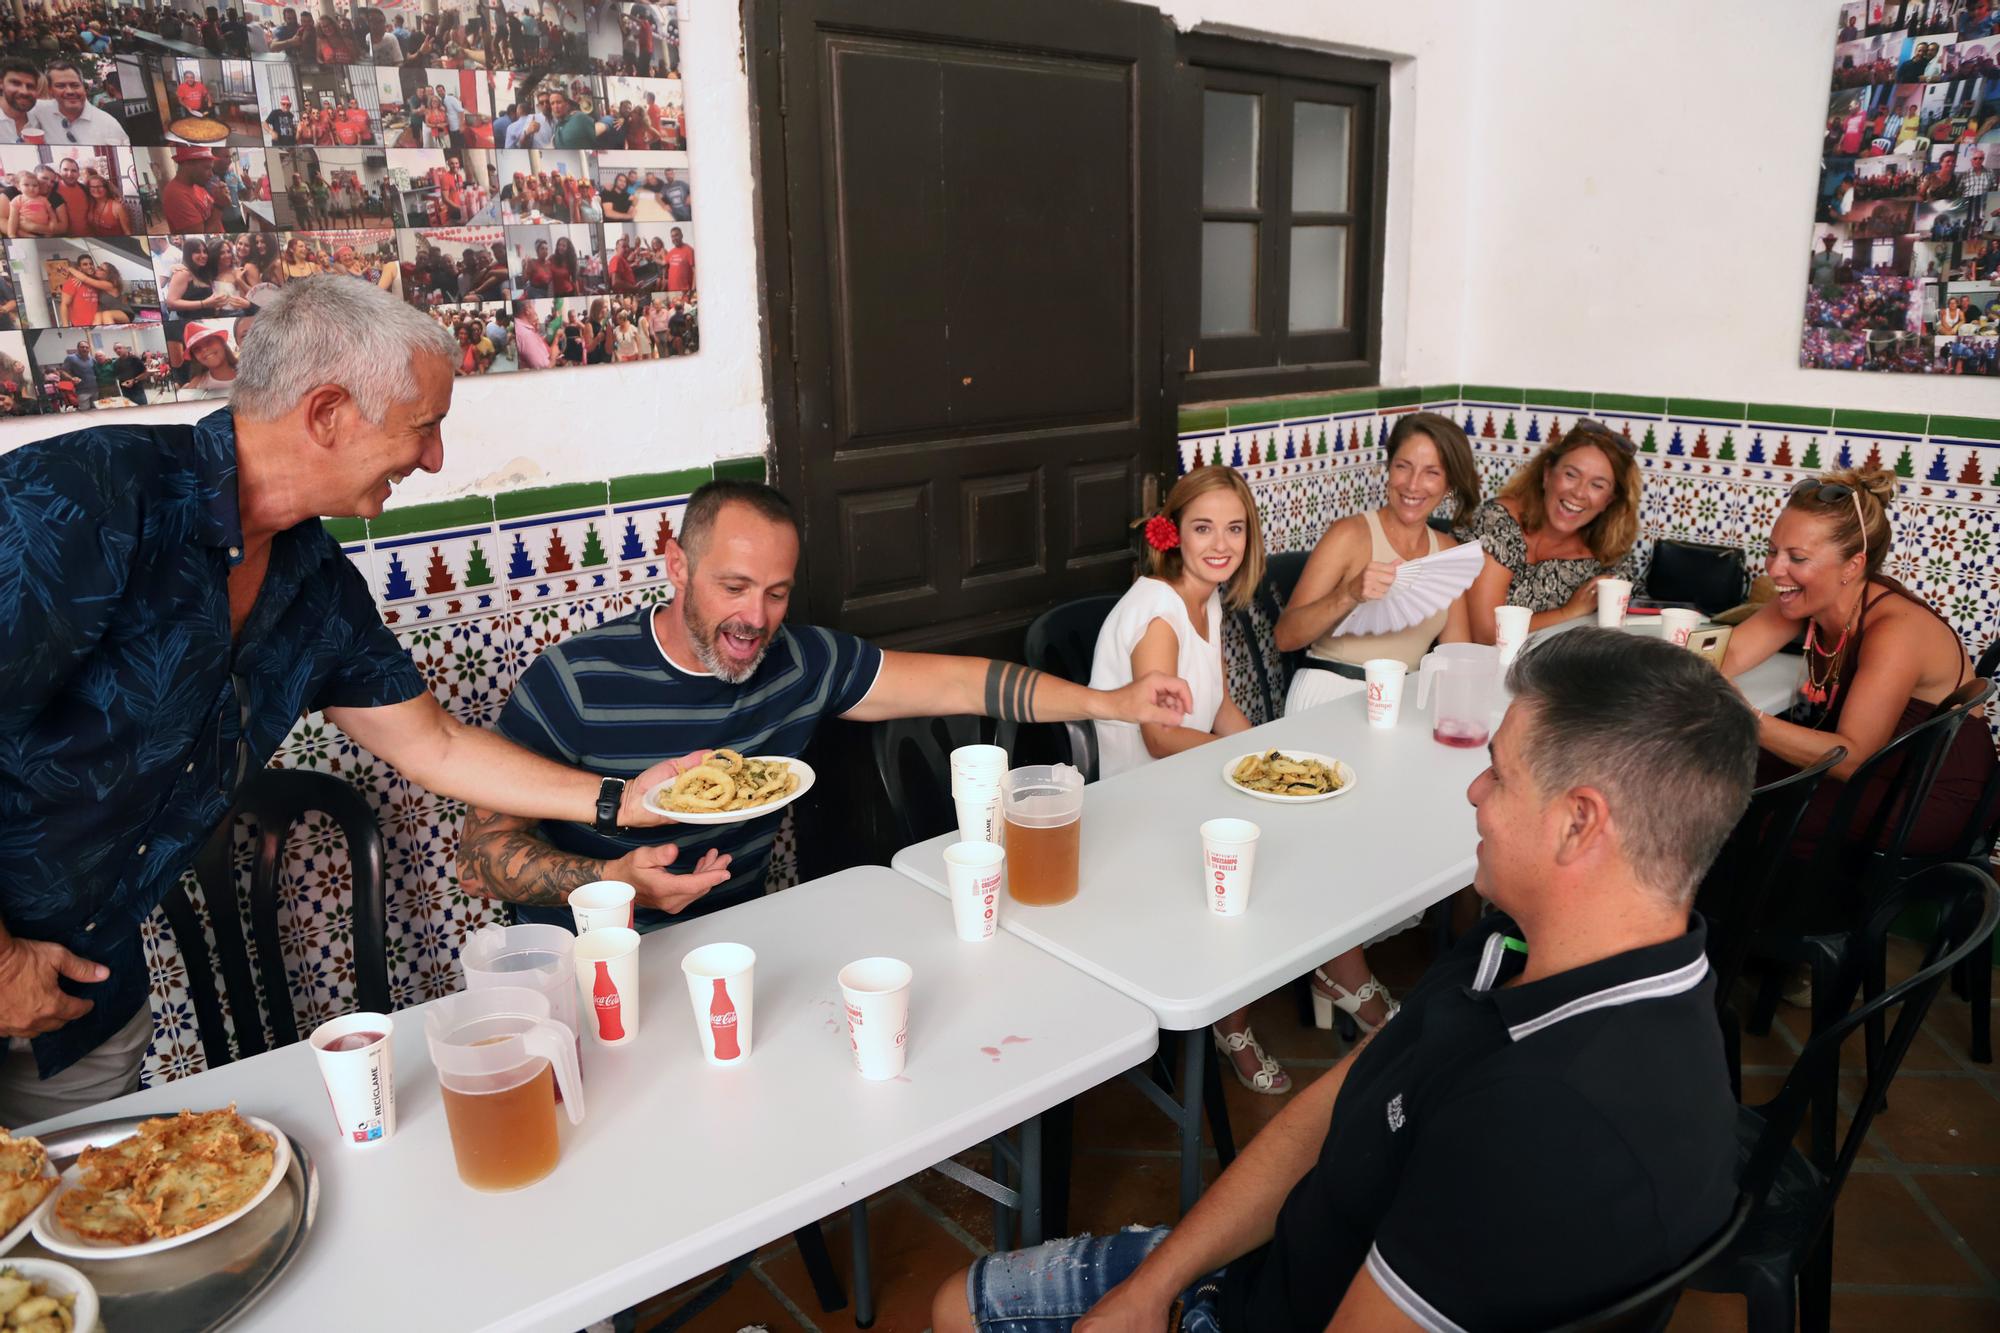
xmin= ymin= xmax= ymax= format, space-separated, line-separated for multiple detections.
xmin=1144 ymin=514 xmax=1180 ymax=552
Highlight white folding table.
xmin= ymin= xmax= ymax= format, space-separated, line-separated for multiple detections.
xmin=25 ymin=866 xmax=1157 ymax=1333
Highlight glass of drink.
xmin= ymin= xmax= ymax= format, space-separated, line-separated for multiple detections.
xmin=424 ymin=986 xmax=585 ymax=1192
xmin=1001 ymin=764 xmax=1083 ymax=905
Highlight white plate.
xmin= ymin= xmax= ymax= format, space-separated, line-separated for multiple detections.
xmin=1222 ymin=751 xmax=1357 ymax=804
xmin=0 ymin=1258 xmax=99 ymax=1333
xmin=0 ymin=1158 xmax=59 ymax=1258
xmin=640 ymin=756 xmax=817 ymax=824
xmin=33 ymin=1114 xmax=292 ymax=1261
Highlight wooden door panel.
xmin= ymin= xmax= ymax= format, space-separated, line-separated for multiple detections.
xmin=961 ymin=466 xmax=1046 ymax=588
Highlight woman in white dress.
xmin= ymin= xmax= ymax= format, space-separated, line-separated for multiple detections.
xmin=1274 ymin=411 xmax=1481 ymax=1035
xmin=1087 ymin=466 xmax=1292 ymax=1092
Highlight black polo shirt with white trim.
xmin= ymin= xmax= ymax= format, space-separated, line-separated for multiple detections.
xmin=1217 ymin=913 xmax=1736 ymax=1332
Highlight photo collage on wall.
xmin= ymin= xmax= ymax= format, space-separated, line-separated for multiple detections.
xmin=1803 ymin=0 xmax=1999 ymax=375
xmin=0 ymin=0 xmax=696 ymax=417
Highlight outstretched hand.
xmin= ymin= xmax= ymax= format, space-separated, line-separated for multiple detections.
xmin=608 ymin=843 xmax=734 ymax=914
xmin=1116 ymin=671 xmax=1195 ymax=728
xmin=619 ymin=750 xmax=711 ymax=827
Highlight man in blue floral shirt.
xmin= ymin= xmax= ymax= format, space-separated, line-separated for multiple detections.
xmin=0 ymin=278 xmax=708 ymax=1124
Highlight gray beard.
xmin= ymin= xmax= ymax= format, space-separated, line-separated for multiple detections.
xmin=684 ymin=602 xmax=771 ymax=684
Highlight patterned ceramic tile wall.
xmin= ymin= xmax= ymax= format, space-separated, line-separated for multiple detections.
xmin=1181 ymin=389 xmax=2000 ymax=737
xmin=136 ymin=456 xmax=776 ymax=1087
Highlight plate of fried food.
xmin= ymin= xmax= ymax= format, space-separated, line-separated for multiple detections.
xmin=0 ymin=1133 xmax=58 ymax=1260
xmin=1223 ymin=749 xmax=1355 ymax=803
xmin=33 ymin=1107 xmax=288 ymax=1260
xmin=643 ymin=749 xmax=816 ymax=824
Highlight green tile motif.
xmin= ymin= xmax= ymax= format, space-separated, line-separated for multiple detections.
xmin=1593 ymin=392 xmax=1667 ymax=415
xmin=712 ymin=455 xmax=767 ymax=483
xmin=1929 ymin=414 xmax=2000 ymax=443
xmin=611 ymin=468 xmax=712 ymax=503
xmin=366 ymin=496 xmax=495 ymax=539
xmin=1667 ymin=397 xmax=1747 ymax=421
xmin=1747 ymin=403 xmax=1834 ymax=428
xmin=1377 ymin=387 xmax=1422 ymax=408
xmin=1177 ymin=406 xmax=1227 ymax=433
xmin=1526 ymin=388 xmax=1593 ymax=409
xmin=1833 ymin=408 xmax=1928 ymax=436
xmin=1420 ymin=384 xmax=1461 ymax=403
xmin=1460 ymin=385 xmax=1524 ymax=404
xmin=494 ymin=481 xmax=610 ymax=521
xmin=321 ymin=517 xmax=366 ymax=543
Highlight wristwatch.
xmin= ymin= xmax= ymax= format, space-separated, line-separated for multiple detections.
xmin=593 ymin=777 xmax=626 ymax=834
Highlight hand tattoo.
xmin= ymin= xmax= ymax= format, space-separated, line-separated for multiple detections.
xmin=983 ymin=661 xmax=1044 ymax=723
xmin=459 ymin=806 xmax=606 ymax=907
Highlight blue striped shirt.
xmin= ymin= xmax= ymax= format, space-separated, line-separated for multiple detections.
xmin=495 ymin=608 xmax=883 ymax=929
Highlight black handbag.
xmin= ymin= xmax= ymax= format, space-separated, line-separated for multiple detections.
xmin=1646 ymin=539 xmax=1747 ymax=616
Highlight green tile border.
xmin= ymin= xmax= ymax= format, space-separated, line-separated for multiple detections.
xmin=1928 ymin=414 xmax=2000 ymax=443
xmin=1667 ymin=397 xmax=1747 ymax=421
xmin=1177 ymin=406 xmax=1227 ymax=433
xmin=1746 ymin=403 xmax=1834 ymax=428
xmin=1460 ymin=385 xmax=1524 ymax=404
xmin=611 ymin=467 xmax=712 ymax=504
xmin=1225 ymin=400 xmax=1295 ymax=427
xmin=1592 ymin=392 xmax=1666 ymax=415
xmin=1833 ymin=407 xmax=1928 ymax=436
xmin=366 ymin=496 xmax=495 ymax=539
xmin=322 ymin=517 xmax=366 ymax=543
xmin=1526 ymin=388 xmax=1593 ymax=410
xmin=1420 ymin=383 xmax=1461 ymax=403
xmin=1377 ymin=386 xmax=1421 ymax=409
xmin=493 ymin=481 xmax=611 ymax=522
xmin=712 ymin=455 xmax=767 ymax=483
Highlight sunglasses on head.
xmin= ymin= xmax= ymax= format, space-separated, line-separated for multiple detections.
xmin=1567 ymin=417 xmax=1638 ymax=455
xmin=1788 ymin=478 xmax=1870 ymax=563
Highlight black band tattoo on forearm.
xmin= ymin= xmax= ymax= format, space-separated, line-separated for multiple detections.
xmin=984 ymin=661 xmax=1044 ymax=723
xmin=460 ymin=806 xmax=608 ymax=907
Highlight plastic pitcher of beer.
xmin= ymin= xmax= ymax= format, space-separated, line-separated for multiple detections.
xmin=424 ymin=986 xmax=585 ymax=1192
xmin=459 ymin=923 xmax=582 ymax=1052
xmin=1415 ymin=643 xmax=1501 ymax=749
xmin=1001 ymin=764 xmax=1083 ymax=906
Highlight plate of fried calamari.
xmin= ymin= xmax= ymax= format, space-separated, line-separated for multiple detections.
xmin=643 ymin=749 xmax=815 ymax=824
xmin=1223 ymin=750 xmax=1355 ymax=803
xmin=0 ymin=1133 xmax=59 ymax=1259
xmin=33 ymin=1107 xmax=288 ymax=1260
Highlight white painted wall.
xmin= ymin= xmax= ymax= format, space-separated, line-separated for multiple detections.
xmin=1458 ymin=0 xmax=1998 ymax=414
xmin=0 ymin=5 xmax=770 ymax=499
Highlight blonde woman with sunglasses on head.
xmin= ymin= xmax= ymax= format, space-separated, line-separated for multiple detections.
xmin=1458 ymin=419 xmax=1647 ymax=644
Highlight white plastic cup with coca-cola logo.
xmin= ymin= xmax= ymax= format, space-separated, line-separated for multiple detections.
xmin=838 ymin=956 xmax=912 ymax=1080
xmin=942 ymin=840 xmax=1004 ymax=942
xmin=573 ymin=926 xmax=641 ymax=1047
xmin=1362 ymin=658 xmax=1406 ymax=730
xmin=1199 ymin=818 xmax=1260 ymax=917
xmin=681 ymin=942 xmax=755 ymax=1066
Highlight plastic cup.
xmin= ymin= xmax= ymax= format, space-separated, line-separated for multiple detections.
xmin=568 ymin=880 xmax=635 ymax=933
xmin=838 ymin=956 xmax=913 ymax=1080
xmin=573 ymin=927 xmax=640 ymax=1046
xmin=954 ymin=781 xmax=1003 ymax=846
xmin=309 ymin=1012 xmax=395 ymax=1146
xmin=1596 ymin=578 xmax=1633 ymax=628
xmin=1493 ymin=606 xmax=1532 ymax=669
xmin=1363 ymin=659 xmax=1406 ymax=729
xmin=942 ymin=841 xmax=1004 ymax=941
xmin=680 ymin=942 xmax=755 ymax=1066
xmin=1199 ymin=819 xmax=1260 ymax=917
xmin=1660 ymin=607 xmax=1702 ymax=648
xmin=949 ymin=744 xmax=1007 ymax=794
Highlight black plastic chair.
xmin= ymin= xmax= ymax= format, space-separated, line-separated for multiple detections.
xmin=1547 ymin=1195 xmax=1754 ymax=1333
xmin=1647 ymin=539 xmax=1749 ymax=616
xmin=168 ymin=768 xmax=389 ymax=1068
xmin=1243 ymin=549 xmax=1311 ymax=723
xmin=1023 ymin=595 xmax=1119 ymax=781
xmin=1937 ymin=638 xmax=2000 ymax=1062
xmin=1690 ymin=863 xmax=1999 ymax=1333
xmin=1698 ymin=745 xmax=1846 ymax=1099
xmin=870 ymin=714 xmax=1014 ymax=849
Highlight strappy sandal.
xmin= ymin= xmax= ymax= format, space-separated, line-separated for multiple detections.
xmin=1310 ymin=970 xmax=1400 ymax=1035
xmin=1211 ymin=1024 xmax=1291 ymax=1095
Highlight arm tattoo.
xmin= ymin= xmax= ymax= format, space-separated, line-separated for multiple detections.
xmin=983 ymin=660 xmax=1044 ymax=723
xmin=458 ymin=806 xmax=608 ymax=907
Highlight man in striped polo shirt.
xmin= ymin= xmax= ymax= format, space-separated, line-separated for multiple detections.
xmin=459 ymin=481 xmax=1193 ymax=928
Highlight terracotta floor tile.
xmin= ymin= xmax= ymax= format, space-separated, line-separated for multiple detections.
xmin=1063 ymin=1151 xmax=1216 ymax=1237
xmin=1922 ymin=991 xmax=1995 ymax=1066
xmin=639 ymin=1269 xmax=812 ymax=1333
xmin=1860 ymin=1075 xmax=2000 ymax=1165
xmin=1665 ymin=1288 xmax=1751 ymax=1331
xmin=1829 ymin=1291 xmax=2000 ymax=1332
xmin=1828 ymin=1173 xmax=1980 ymax=1284
xmin=907 ymin=1151 xmax=998 ymax=1251
xmin=1071 ymin=1065 xmax=1184 ymax=1152
xmin=1918 ymin=1171 xmax=2000 ymax=1273
xmin=762 ymin=1189 xmax=978 ymax=1333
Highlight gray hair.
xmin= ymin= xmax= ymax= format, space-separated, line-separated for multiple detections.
xmin=232 ymin=277 xmax=455 ymax=423
xmin=1506 ymin=628 xmax=1758 ymax=905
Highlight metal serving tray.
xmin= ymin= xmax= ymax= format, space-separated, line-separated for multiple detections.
xmin=11 ymin=1114 xmax=317 ymax=1332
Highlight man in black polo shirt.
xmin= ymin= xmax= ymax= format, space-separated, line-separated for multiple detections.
xmin=935 ymin=629 xmax=1755 ymax=1333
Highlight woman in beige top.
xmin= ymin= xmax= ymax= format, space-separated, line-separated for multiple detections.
xmin=1272 ymin=410 xmax=1480 ymax=1033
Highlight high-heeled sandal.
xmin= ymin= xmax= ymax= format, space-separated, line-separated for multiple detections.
xmin=1211 ymin=1024 xmax=1291 ymax=1095
xmin=1310 ymin=970 xmax=1399 ymax=1035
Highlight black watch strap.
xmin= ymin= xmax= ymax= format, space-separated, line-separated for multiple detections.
xmin=593 ymin=777 xmax=626 ymax=834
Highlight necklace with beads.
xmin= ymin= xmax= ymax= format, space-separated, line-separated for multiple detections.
xmin=1801 ymin=588 xmax=1863 ymax=706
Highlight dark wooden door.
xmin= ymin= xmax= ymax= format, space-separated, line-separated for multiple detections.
xmin=756 ymin=0 xmax=1173 ymax=657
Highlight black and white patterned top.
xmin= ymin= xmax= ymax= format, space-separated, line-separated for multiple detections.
xmin=1454 ymin=499 xmax=1646 ymax=612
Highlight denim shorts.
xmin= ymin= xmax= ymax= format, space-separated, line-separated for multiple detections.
xmin=966 ymin=1226 xmax=1225 ymax=1332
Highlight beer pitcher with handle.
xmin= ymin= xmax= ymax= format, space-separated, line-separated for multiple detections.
xmin=460 ymin=923 xmax=582 ymax=1088
xmin=425 ymin=986 xmax=585 ymax=1192
xmin=1414 ymin=642 xmax=1501 ymax=749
